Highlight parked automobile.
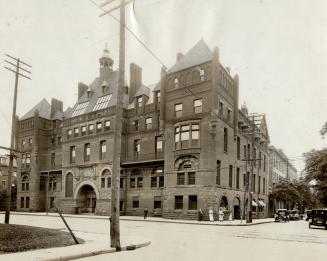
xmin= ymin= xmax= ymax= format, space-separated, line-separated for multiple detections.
xmin=274 ymin=209 xmax=289 ymax=222
xmin=308 ymin=209 xmax=327 ymax=230
xmin=289 ymin=210 xmax=300 ymax=220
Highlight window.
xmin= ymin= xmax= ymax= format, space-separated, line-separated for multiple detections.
xmin=130 ymin=178 xmax=136 ymax=188
xmin=84 ymin=143 xmax=90 ymax=162
xmin=50 ymin=197 xmax=54 ymax=209
xmin=107 ymin=177 xmax=112 ymax=188
xmin=146 ymin=117 xmax=152 ymax=129
xmin=26 ymin=153 xmax=31 ymax=167
xmin=132 ymin=200 xmax=139 ymax=208
xmin=156 ymin=136 xmax=163 ymax=157
xmin=227 ymin=109 xmax=232 ymax=121
xmin=236 ymin=168 xmax=240 ymax=189
xmin=74 ymin=127 xmax=79 ymax=137
xmin=1 ymin=180 xmax=6 ymax=188
xmin=28 ymin=138 xmax=33 ymax=145
xmin=88 ymin=124 xmax=94 ymax=134
xmin=70 ymin=146 xmax=76 ymax=164
xmin=81 ymin=126 xmax=86 ymax=135
xmin=120 ymin=177 xmax=124 ymax=189
xmin=96 ymin=122 xmax=102 ymax=132
xmin=180 ymin=125 xmax=190 ymax=147
xmin=58 ymin=136 xmax=62 ymax=145
xmin=21 ymin=139 xmax=25 ymax=148
xmin=151 ymin=176 xmax=157 ymax=188
xmin=219 ymin=101 xmax=223 ymax=115
xmin=137 ymin=177 xmax=143 ymax=188
xmin=254 ymin=148 xmax=257 ymax=166
xmin=263 ymin=177 xmax=266 ymax=194
xmin=51 ymin=153 xmax=55 ymax=167
xmin=92 ymin=94 xmax=112 ymax=111
xmin=154 ymin=197 xmax=162 ymax=209
xmin=216 ymin=160 xmax=221 ymax=185
xmin=188 ymin=195 xmax=197 ymax=210
xmin=65 ymin=173 xmax=73 ymax=197
xmin=49 ymin=176 xmax=57 ymax=191
xmin=229 ymin=165 xmax=233 ymax=188
xmin=174 ymin=78 xmax=179 ymax=88
xmin=104 ymin=120 xmax=111 ymax=131
xmin=259 ymin=152 xmax=262 ymax=169
xmin=134 ymin=139 xmax=140 ymax=159
xmin=263 ymin=155 xmax=266 ymax=172
xmin=253 ymin=174 xmax=256 ymax=192
xmin=224 ymin=128 xmax=228 ymax=153
xmin=200 ymin=69 xmax=205 ymax=82
xmin=177 ymin=173 xmax=185 ymax=185
xmin=137 ymin=97 xmax=142 ymax=107
xmin=258 ymin=176 xmax=261 ymax=193
xmin=159 ymin=176 xmax=164 ymax=188
xmin=100 ymin=140 xmax=106 ymax=160
xmin=188 ymin=172 xmax=195 ymax=185
xmin=237 ymin=137 xmax=240 ymax=160
xmin=175 ymin=195 xmax=183 ymax=210
xmin=21 ymin=197 xmax=24 ymax=208
xmin=72 ymin=101 xmax=89 ymax=117
xmin=174 ymin=103 xmax=183 ymax=118
xmin=194 ymin=99 xmax=202 ymax=113
xmin=101 ymin=169 xmax=111 ymax=188
xmin=67 ymin=129 xmax=72 ymax=139
xmin=156 ymin=91 xmax=160 ymax=103
xmin=133 ymin=120 xmax=139 ymax=131
xmin=244 ymin=145 xmax=247 ymax=160
xmin=101 ymin=177 xmax=105 ymax=188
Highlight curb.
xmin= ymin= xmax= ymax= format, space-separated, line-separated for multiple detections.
xmin=44 ymin=241 xmax=151 ymax=261
xmin=3 ymin=212 xmax=274 ymax=227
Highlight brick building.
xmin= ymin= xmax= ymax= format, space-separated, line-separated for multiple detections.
xmin=16 ymin=40 xmax=270 ymax=220
xmin=0 ymin=155 xmax=17 ymax=210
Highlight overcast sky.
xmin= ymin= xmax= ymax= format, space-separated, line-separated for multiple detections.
xmin=0 ymin=0 xmax=326 ymax=173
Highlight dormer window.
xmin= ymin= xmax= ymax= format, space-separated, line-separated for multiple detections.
xmin=174 ymin=78 xmax=179 ymax=88
xmin=137 ymin=97 xmax=142 ymax=108
xmin=102 ymin=81 xmax=109 ymax=95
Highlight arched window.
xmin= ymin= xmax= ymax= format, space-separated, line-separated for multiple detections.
xmin=199 ymin=68 xmax=205 ymax=82
xmin=65 ymin=172 xmax=73 ymax=197
xmin=174 ymin=78 xmax=179 ymax=88
xmin=101 ymin=169 xmax=111 ymax=188
xmin=22 ymin=175 xmax=29 ymax=191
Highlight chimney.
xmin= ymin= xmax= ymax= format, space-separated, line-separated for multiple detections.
xmin=129 ymin=63 xmax=142 ymax=102
xmin=176 ymin=52 xmax=184 ymax=61
xmin=78 ymin=82 xmax=89 ymax=100
xmin=51 ymin=98 xmax=63 ymax=118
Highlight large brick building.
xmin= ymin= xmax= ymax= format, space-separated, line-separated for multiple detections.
xmin=16 ymin=40 xmax=270 ymax=220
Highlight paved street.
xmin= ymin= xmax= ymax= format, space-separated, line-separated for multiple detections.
xmin=2 ymin=214 xmax=327 ymax=261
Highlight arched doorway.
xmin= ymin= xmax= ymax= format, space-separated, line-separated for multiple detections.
xmin=76 ymin=185 xmax=97 ymax=213
xmin=219 ymin=196 xmax=228 ymax=211
xmin=233 ymin=197 xmax=241 ymax=219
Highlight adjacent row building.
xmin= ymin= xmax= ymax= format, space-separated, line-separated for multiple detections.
xmin=16 ymin=39 xmax=272 ymax=220
xmin=0 ymin=155 xmax=17 ymax=210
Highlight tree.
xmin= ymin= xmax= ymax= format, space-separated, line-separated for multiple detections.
xmin=320 ymin=122 xmax=327 ymax=138
xmin=303 ymin=148 xmax=327 ymax=207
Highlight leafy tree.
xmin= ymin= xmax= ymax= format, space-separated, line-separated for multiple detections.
xmin=320 ymin=122 xmax=327 ymax=138
xmin=303 ymin=148 xmax=327 ymax=206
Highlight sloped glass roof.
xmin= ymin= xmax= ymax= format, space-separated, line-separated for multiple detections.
xmin=93 ymin=94 xmax=112 ymax=112
xmin=72 ymin=101 xmax=89 ymax=117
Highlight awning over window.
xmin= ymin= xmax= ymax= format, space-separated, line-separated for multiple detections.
xmin=252 ymin=199 xmax=258 ymax=207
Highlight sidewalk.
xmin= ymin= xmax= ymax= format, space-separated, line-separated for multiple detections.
xmin=0 ymin=229 xmax=150 ymax=261
xmin=4 ymin=211 xmax=275 ymax=226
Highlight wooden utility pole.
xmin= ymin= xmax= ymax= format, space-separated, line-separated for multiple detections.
xmin=3 ymin=54 xmax=31 ymax=224
xmin=99 ymin=0 xmax=132 ymax=250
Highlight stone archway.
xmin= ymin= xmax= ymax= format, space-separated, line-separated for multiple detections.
xmin=219 ymin=196 xmax=228 ymax=211
xmin=75 ymin=184 xmax=97 ymax=214
xmin=233 ymin=197 xmax=241 ymax=220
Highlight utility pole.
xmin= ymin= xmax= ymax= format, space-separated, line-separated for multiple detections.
xmin=3 ymin=54 xmax=31 ymax=224
xmin=99 ymin=0 xmax=132 ymax=250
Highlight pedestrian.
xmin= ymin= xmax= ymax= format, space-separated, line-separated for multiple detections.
xmin=144 ymin=208 xmax=148 ymax=219
xmin=198 ymin=208 xmax=203 ymax=221
xmin=209 ymin=207 xmax=214 ymax=222
xmin=219 ymin=208 xmax=224 ymax=222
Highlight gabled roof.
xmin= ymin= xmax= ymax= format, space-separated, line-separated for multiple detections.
xmin=66 ymin=70 xmax=129 ymax=119
xmin=134 ymin=84 xmax=150 ymax=97
xmin=169 ymin=39 xmax=212 ymax=73
xmin=20 ymin=98 xmax=51 ymax=120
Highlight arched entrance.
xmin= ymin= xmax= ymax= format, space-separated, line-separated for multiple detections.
xmin=233 ymin=197 xmax=241 ymax=219
xmin=219 ymin=196 xmax=228 ymax=211
xmin=76 ymin=185 xmax=97 ymax=213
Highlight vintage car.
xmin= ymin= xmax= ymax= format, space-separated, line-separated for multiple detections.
xmin=289 ymin=210 xmax=300 ymax=220
xmin=308 ymin=209 xmax=327 ymax=229
xmin=274 ymin=209 xmax=289 ymax=222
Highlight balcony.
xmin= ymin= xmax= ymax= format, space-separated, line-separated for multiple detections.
xmin=122 ymin=151 xmax=164 ymax=166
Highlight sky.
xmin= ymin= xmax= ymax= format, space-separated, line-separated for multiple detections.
xmin=0 ymin=0 xmax=326 ymax=173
